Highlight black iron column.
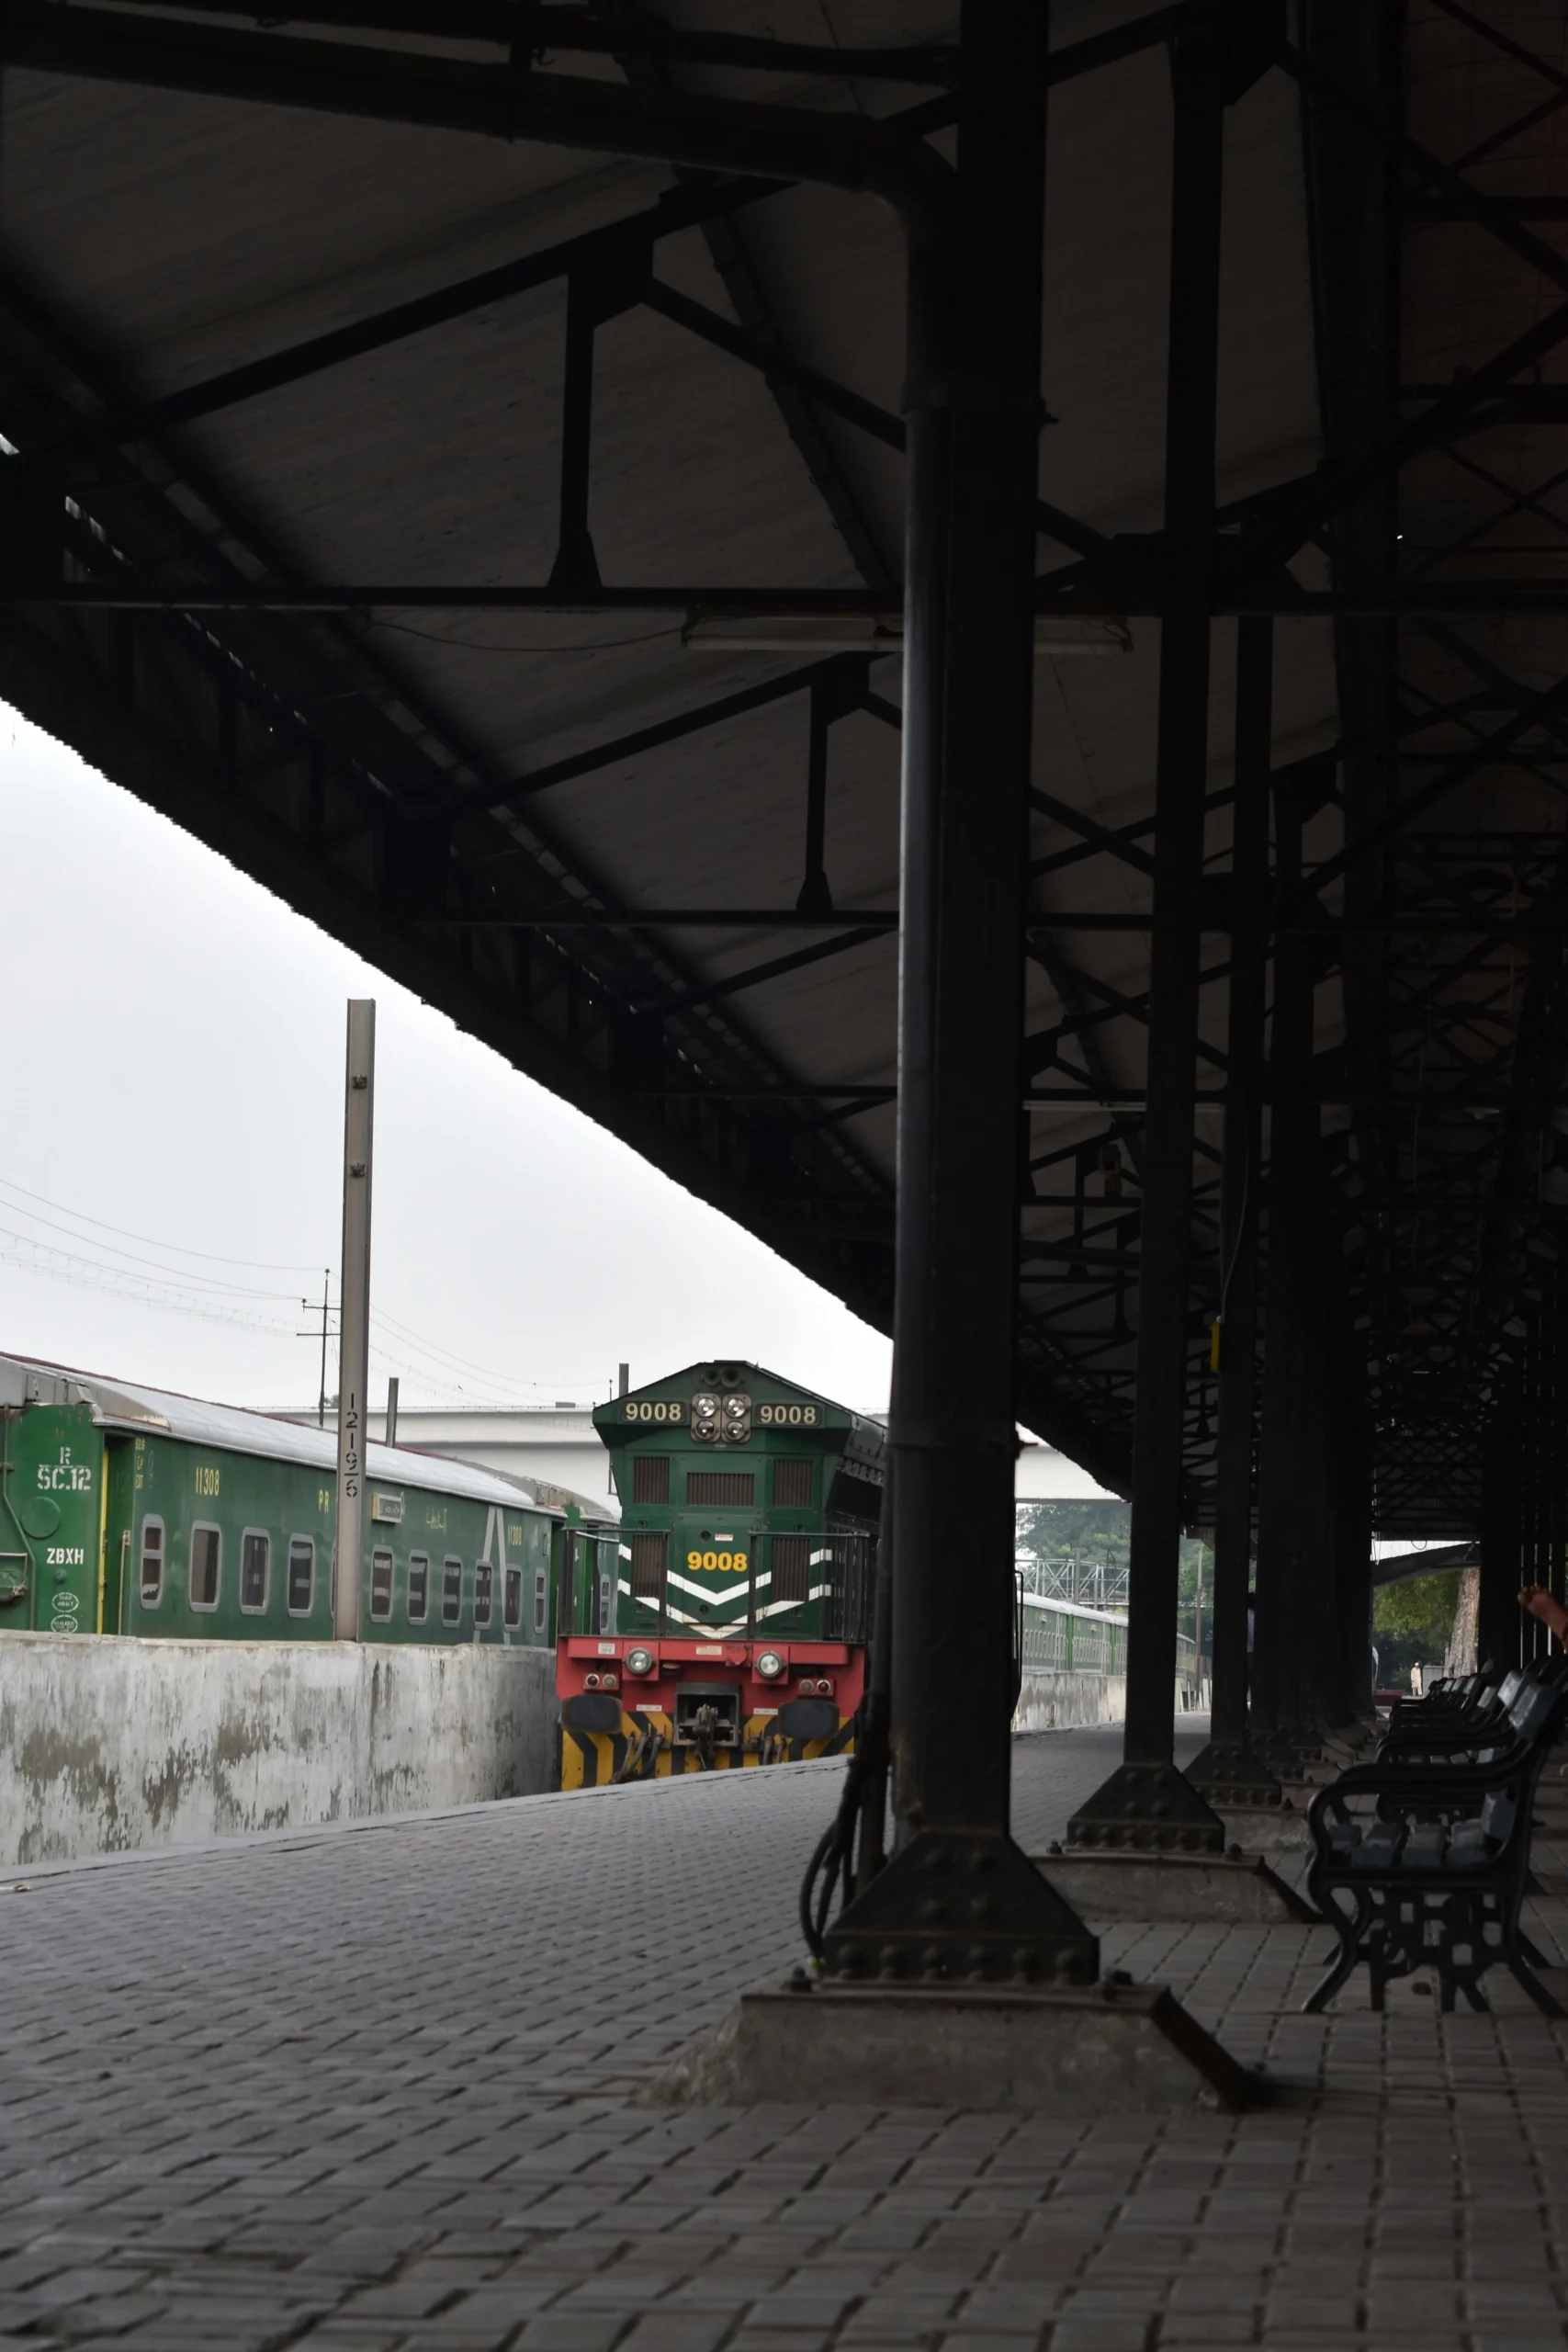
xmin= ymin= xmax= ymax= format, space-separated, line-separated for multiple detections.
xmin=1478 ymin=1388 xmax=1523 ymax=1675
xmin=1250 ymin=775 xmax=1343 ymax=1754
xmin=1067 ymin=18 xmax=1229 ymax=1853
xmin=1186 ymin=615 xmax=1280 ymax=1807
xmin=823 ymin=0 xmax=1099 ymax=1988
xmin=1551 ymin=1265 xmax=1568 ymax=1635
xmin=1334 ymin=1398 xmax=1374 ymax=1724
xmin=1521 ymin=1314 xmax=1545 ymax=1664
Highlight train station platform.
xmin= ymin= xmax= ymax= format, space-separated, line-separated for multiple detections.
xmin=1 ymin=1726 xmax=1566 ymax=2352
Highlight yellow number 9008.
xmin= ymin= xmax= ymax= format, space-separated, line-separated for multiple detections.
xmin=687 ymin=1549 xmax=748 ymax=1574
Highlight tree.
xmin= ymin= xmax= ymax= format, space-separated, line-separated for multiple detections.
xmin=1014 ymin=1503 xmax=1213 ymax=1662
xmin=1372 ymin=1570 xmax=1461 ymax=1691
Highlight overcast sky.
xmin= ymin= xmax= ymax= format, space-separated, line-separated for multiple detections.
xmin=2 ymin=710 xmax=897 ymax=1418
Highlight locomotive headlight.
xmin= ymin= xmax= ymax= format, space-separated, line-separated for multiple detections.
xmin=693 ymin=1392 xmax=719 ymax=1442
xmin=756 ymin=1650 xmax=784 ymax=1680
xmin=625 ymin=1645 xmax=656 ymax=1678
xmin=722 ymin=1391 xmax=751 ymax=1442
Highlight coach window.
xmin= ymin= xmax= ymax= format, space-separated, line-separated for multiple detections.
xmin=189 ymin=1524 xmax=221 ymax=1611
xmin=287 ymin=1536 xmax=314 ymax=1615
xmin=442 ymin=1556 xmax=463 ymax=1624
xmin=240 ymin=1530 xmax=270 ymax=1613
xmin=139 ymin=1518 xmax=164 ymax=1607
xmin=474 ymin=1563 xmax=493 ymax=1627
xmin=533 ymin=1566 xmax=548 ymax=1634
xmin=370 ymin=1548 xmax=394 ymax=1622
xmin=407 ymin=1554 xmax=429 ymax=1623
xmin=503 ymin=1567 xmax=522 ymax=1629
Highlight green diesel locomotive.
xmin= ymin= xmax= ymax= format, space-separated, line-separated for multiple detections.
xmin=0 ymin=1350 xmax=604 ymax=1648
xmin=554 ymin=1361 xmax=883 ymax=1786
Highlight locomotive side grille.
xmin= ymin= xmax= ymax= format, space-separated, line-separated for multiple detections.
xmin=771 ymin=1534 xmax=811 ymax=1606
xmin=686 ymin=1470 xmax=754 ymax=1506
xmin=772 ymin=1458 xmax=814 ymax=1508
xmin=631 ymin=1455 xmax=670 ymax=1504
xmin=630 ymin=1531 xmax=667 ymax=1602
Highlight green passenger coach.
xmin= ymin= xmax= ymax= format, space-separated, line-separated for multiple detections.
xmin=0 ymin=1351 xmax=570 ymax=1647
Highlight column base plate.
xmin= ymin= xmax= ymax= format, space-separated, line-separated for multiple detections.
xmin=636 ymin=1974 xmax=1262 ymax=2114
xmin=1184 ymin=1738 xmax=1284 ymax=1808
xmin=1218 ymin=1804 xmax=1309 ymax=1856
xmin=1035 ymin=1846 xmax=1319 ymax=1924
xmin=1066 ymin=1758 xmax=1227 ymax=1854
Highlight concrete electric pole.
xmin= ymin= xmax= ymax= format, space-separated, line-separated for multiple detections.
xmin=334 ymin=999 xmax=375 ymax=1641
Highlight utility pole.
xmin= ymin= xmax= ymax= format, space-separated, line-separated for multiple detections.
xmin=385 ymin=1375 xmax=399 ymax=1448
xmin=1194 ymin=1543 xmax=1204 ymax=1705
xmin=335 ymin=1000 xmax=375 ymax=1643
xmin=298 ymin=1272 xmax=334 ymax=1428
xmin=617 ymin=1363 xmax=630 ymax=1397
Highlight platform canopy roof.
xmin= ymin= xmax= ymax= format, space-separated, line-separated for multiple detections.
xmin=0 ymin=2 xmax=1560 ymax=1534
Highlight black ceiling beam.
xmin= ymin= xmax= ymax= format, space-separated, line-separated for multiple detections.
xmin=1237 ymin=318 xmax=1568 ymax=581
xmin=1029 ymin=786 xmax=1158 ymax=878
xmin=632 ymin=1084 xmax=895 ymax=1101
xmin=31 ymin=575 xmax=1568 ymax=618
xmin=1031 ymin=775 xmax=1248 ymax=884
xmin=1310 ymin=670 xmax=1568 ymax=895
xmin=1026 ymin=931 xmax=1138 ymax=1137
xmin=1416 ymin=620 xmax=1568 ymax=759
xmin=445 ymin=658 xmax=869 ymax=833
xmin=1280 ymin=39 xmax=1568 ymax=299
xmin=34 ymin=183 xmax=779 ymax=462
xmin=428 ymin=906 xmax=897 ymax=929
xmin=641 ymin=277 xmax=1112 ymax=568
xmin=633 ymin=924 xmax=893 ymax=1023
xmin=602 ymin=5 xmax=897 ymax=601
xmin=0 ymin=6 xmax=953 ymax=186
xmin=74 ymin=0 xmax=963 ymax=83
xmin=1425 ymin=0 xmax=1568 ymax=103
xmin=1404 ymin=198 xmax=1568 ymax=220
xmin=79 ymin=0 xmax=1212 ymax=95
xmin=1027 ymin=956 xmax=1231 ymax=1073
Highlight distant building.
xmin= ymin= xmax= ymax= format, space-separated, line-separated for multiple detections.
xmin=282 ymin=1405 xmax=1117 ymax=1524
xmin=281 ymin=1404 xmax=617 ymax=1521
xmin=1014 ymin=1439 xmax=1119 ymax=1505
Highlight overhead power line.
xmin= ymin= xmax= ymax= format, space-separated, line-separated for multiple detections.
xmin=0 ymin=1170 xmax=324 ymax=1272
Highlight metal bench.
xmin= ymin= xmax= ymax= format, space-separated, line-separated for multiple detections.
xmin=1376 ymin=1666 xmax=1522 ymax=1768
xmin=1304 ymin=1664 xmax=1568 ymax=2016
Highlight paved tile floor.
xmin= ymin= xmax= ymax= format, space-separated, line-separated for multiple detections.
xmin=1 ymin=1724 xmax=1567 ymax=2350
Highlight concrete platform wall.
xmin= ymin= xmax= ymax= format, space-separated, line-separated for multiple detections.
xmin=0 ymin=1634 xmax=557 ymax=1868
xmin=1013 ymin=1669 xmax=1127 ymax=1732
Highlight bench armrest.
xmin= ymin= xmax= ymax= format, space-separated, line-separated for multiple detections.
xmin=1308 ymin=1748 xmax=1535 ymax=1827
